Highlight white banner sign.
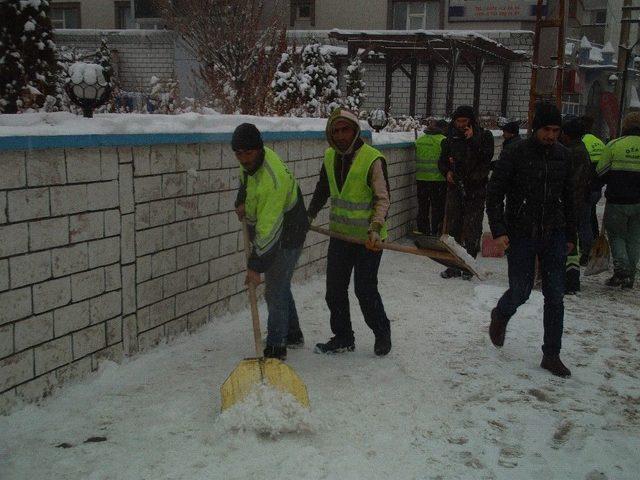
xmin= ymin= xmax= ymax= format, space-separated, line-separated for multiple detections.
xmin=448 ymin=0 xmax=545 ymax=22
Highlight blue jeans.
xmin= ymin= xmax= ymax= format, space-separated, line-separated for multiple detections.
xmin=495 ymin=231 xmax=567 ymax=356
xmin=264 ymin=247 xmax=303 ymax=347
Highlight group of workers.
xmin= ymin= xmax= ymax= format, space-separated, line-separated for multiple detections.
xmin=231 ymin=101 xmax=640 ymax=379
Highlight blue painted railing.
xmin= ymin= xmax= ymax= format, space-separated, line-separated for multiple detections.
xmin=0 ymin=129 xmax=428 ymax=152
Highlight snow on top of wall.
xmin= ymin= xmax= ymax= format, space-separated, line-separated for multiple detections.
xmin=0 ymin=112 xmax=505 ymax=147
xmin=0 ymin=112 xmax=328 ymax=137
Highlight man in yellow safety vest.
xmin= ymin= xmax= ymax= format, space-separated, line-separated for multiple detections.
xmin=307 ymin=109 xmax=392 ymax=356
xmin=233 ymin=123 xmax=309 ymax=360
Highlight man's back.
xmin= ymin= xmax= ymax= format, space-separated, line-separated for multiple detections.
xmin=597 ymin=135 xmax=640 ymax=204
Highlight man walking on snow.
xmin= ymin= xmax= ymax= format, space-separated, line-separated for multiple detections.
xmin=560 ymin=116 xmax=591 ymax=294
xmin=596 ymin=112 xmax=640 ymax=289
xmin=486 ymin=103 xmax=576 ymax=378
xmin=438 ymin=105 xmax=494 ymax=280
xmin=233 ymin=123 xmax=309 ymax=360
xmin=307 ymin=109 xmax=392 ymax=356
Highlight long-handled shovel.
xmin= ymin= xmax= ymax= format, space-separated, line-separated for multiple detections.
xmin=309 ymin=225 xmax=484 ymax=280
xmin=220 ymin=220 xmax=310 ymax=412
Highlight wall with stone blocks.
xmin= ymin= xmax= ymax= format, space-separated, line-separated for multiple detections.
xmin=0 ymin=135 xmax=416 ymax=414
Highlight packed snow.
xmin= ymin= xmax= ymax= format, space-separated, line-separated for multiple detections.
xmin=218 ymin=383 xmax=318 ymax=438
xmin=1 ymin=245 xmax=638 ymax=479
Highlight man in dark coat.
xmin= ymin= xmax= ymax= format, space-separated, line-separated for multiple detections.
xmin=486 ymin=103 xmax=576 ymax=378
xmin=438 ymin=105 xmax=495 ymax=280
xmin=561 ymin=116 xmax=592 ymax=294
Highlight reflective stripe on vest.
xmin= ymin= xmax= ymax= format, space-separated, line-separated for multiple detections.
xmin=241 ymin=147 xmax=298 ymax=256
xmin=324 ymin=143 xmax=388 ymax=241
xmin=415 ymin=133 xmax=445 ymax=181
xmin=582 ymin=133 xmax=605 ymax=164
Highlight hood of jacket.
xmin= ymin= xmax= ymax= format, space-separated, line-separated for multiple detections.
xmin=325 ymin=108 xmax=362 ymax=155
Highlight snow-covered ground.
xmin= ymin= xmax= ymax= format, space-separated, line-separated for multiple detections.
xmin=1 ymin=246 xmax=638 ymax=480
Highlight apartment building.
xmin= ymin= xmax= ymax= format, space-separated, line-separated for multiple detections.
xmin=50 ymin=0 xmax=133 ymax=29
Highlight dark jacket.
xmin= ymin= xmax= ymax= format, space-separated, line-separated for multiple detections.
xmin=438 ymin=123 xmax=495 ymax=195
xmin=486 ymin=136 xmax=577 ymax=245
xmin=563 ymin=138 xmax=591 ymax=210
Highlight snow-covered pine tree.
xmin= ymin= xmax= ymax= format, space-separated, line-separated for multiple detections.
xmin=344 ymin=54 xmax=366 ymax=113
xmin=0 ymin=1 xmax=23 ymax=113
xmin=4 ymin=0 xmax=58 ymax=112
xmin=271 ymin=50 xmax=300 ymax=115
xmin=95 ymin=37 xmax=113 ymax=85
xmin=299 ymin=42 xmax=341 ymax=117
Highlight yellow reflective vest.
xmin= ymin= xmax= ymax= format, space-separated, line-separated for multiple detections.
xmin=241 ymin=148 xmax=298 ymax=256
xmin=415 ymin=133 xmax=446 ymax=181
xmin=582 ymin=133 xmax=605 ymax=164
xmin=324 ymin=144 xmax=388 ymax=241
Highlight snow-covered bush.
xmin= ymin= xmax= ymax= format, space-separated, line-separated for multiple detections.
xmin=0 ymin=0 xmax=58 ymax=113
xmin=298 ymin=42 xmax=341 ymax=117
xmin=344 ymin=54 xmax=366 ymax=113
xmin=159 ymin=0 xmax=285 ymax=115
xmin=147 ymin=75 xmax=180 ymax=114
xmin=385 ymin=115 xmax=422 ymax=132
xmin=271 ymin=51 xmax=301 ymax=115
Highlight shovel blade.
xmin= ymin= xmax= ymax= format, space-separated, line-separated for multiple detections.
xmin=220 ymin=358 xmax=310 ymax=412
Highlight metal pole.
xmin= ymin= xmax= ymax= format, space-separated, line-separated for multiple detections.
xmin=618 ymin=38 xmax=640 ymax=136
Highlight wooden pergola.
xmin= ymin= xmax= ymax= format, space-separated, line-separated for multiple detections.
xmin=328 ymin=30 xmax=529 ymax=118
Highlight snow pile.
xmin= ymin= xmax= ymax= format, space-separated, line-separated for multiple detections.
xmin=68 ymin=62 xmax=107 ymax=86
xmin=440 ymin=234 xmax=486 ymax=278
xmin=217 ymin=383 xmax=318 ymax=438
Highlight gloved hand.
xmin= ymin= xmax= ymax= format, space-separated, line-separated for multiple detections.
xmin=365 ymin=230 xmax=382 ymax=251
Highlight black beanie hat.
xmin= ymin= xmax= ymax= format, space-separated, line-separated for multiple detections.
xmin=452 ymin=105 xmax=475 ymax=122
xmin=231 ymin=123 xmax=263 ymax=151
xmin=532 ymin=103 xmax=562 ymax=131
xmin=501 ymin=121 xmax=520 ymax=135
xmin=562 ymin=115 xmax=585 ymax=138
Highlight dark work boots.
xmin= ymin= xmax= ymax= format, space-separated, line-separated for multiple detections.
xmin=440 ymin=267 xmax=462 ymax=279
xmin=286 ymin=331 xmax=304 ymax=349
xmin=489 ymin=308 xmax=508 ymax=347
xmin=540 ymin=354 xmax=572 ymax=378
xmin=314 ymin=336 xmax=355 ymax=354
xmin=374 ymin=334 xmax=392 ymax=356
xmin=263 ymin=345 xmax=286 ymax=360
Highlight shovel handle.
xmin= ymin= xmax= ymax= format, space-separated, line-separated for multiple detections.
xmin=242 ymin=219 xmax=262 ymax=357
xmin=309 ymin=225 xmax=457 ymax=262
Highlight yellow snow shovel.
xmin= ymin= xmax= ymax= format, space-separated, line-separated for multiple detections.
xmin=220 ymin=220 xmax=309 ymax=412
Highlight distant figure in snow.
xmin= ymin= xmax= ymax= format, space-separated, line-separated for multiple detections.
xmin=486 ymin=103 xmax=576 ymax=378
xmin=414 ymin=118 xmax=447 ymax=236
xmin=438 ymin=105 xmax=494 ymax=280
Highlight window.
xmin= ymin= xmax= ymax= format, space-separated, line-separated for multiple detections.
xmin=297 ymin=0 xmax=311 ymax=19
xmin=290 ymin=0 xmax=314 ymax=27
xmin=115 ymin=1 xmax=132 ymax=29
xmin=51 ymin=3 xmax=81 ymax=29
xmin=593 ymin=10 xmax=606 ymax=25
xmin=392 ymin=1 xmax=439 ymax=30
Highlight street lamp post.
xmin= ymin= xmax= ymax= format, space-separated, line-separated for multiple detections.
xmin=368 ymin=108 xmax=388 ymax=133
xmin=65 ymin=62 xmax=111 ymax=118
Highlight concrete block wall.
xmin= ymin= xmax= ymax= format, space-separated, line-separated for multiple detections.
xmin=0 ymin=135 xmax=417 ymax=413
